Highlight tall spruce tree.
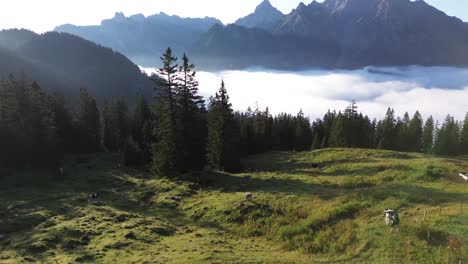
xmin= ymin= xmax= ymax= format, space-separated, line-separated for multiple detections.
xmin=239 ymin=108 xmax=255 ymax=154
xmin=378 ymin=108 xmax=396 ymax=150
xmin=175 ymin=53 xmax=207 ymax=171
xmin=152 ymin=48 xmax=179 ymax=176
xmin=408 ymin=111 xmax=423 ymax=152
xmin=460 ymin=113 xmax=468 ymax=155
xmin=102 ymin=97 xmax=129 ymax=152
xmin=422 ymin=116 xmax=435 ymax=154
xmin=294 ymin=109 xmax=313 ymax=151
xmin=51 ymin=90 xmax=73 ymax=152
xmin=370 ymin=119 xmax=378 ymax=148
xmin=206 ymin=80 xmax=240 ymax=172
xmin=434 ymin=115 xmax=460 ymax=156
xmin=311 ymin=119 xmax=324 ymax=150
xmin=131 ymin=94 xmax=152 ymax=161
xmin=321 ymin=110 xmax=336 ymax=148
xmin=74 ymin=88 xmax=101 ymax=152
xmin=27 ymin=81 xmax=61 ymax=166
xmin=396 ymin=112 xmax=410 ymax=151
xmin=329 ymin=112 xmax=347 ymax=148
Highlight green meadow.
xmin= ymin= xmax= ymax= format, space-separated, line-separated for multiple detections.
xmin=0 ymin=148 xmax=467 ymax=263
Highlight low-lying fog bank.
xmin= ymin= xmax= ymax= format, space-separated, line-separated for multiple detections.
xmin=141 ymin=66 xmax=468 ymax=121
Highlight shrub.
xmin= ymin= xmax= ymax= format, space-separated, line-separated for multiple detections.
xmin=417 ymin=164 xmax=443 ymax=181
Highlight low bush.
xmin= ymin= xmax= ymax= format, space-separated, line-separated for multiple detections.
xmin=417 ymin=164 xmax=444 ymax=181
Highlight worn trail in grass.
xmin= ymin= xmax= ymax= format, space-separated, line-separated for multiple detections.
xmin=0 ymin=149 xmax=467 ymax=263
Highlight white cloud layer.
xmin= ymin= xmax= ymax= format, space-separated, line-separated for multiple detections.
xmin=141 ymin=66 xmax=468 ymax=122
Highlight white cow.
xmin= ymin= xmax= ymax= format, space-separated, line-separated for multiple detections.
xmin=459 ymin=173 xmax=468 ymax=181
xmin=384 ymin=209 xmax=400 ymax=232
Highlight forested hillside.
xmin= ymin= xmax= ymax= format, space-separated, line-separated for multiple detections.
xmin=0 ymin=29 xmax=151 ymax=102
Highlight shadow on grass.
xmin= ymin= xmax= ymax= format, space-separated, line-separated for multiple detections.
xmin=291 ymin=164 xmax=412 ymax=178
xmin=193 ymin=171 xmax=340 ymax=200
xmin=242 ymin=155 xmax=416 ymax=179
xmin=369 ymin=184 xmax=468 ymax=205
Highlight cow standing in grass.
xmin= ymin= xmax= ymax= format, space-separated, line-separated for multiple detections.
xmin=384 ymin=209 xmax=400 ymax=232
xmin=88 ymin=193 xmax=99 ymax=203
xmin=459 ymin=173 xmax=468 ymax=181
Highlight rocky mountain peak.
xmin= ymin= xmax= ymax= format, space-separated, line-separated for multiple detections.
xmin=235 ymin=0 xmax=284 ymax=31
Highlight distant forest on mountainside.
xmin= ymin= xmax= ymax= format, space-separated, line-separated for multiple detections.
xmin=0 ymin=29 xmax=151 ymax=102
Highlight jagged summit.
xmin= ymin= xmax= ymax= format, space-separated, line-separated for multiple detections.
xmin=255 ymin=0 xmax=276 ymax=12
xmin=113 ymin=12 xmax=126 ymax=20
xmin=235 ymin=0 xmax=285 ymax=31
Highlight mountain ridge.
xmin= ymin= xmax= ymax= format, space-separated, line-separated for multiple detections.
xmin=49 ymin=0 xmax=468 ymax=70
xmin=55 ymin=12 xmax=223 ymax=67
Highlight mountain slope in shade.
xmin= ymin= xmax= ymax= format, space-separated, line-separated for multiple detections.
xmin=319 ymin=0 xmax=468 ymax=67
xmin=194 ymin=0 xmax=468 ymax=70
xmin=235 ymin=0 xmax=285 ymax=31
xmin=274 ymin=1 xmax=337 ymax=40
xmin=0 ymin=30 xmax=151 ymax=101
xmin=191 ymin=24 xmax=339 ymax=70
xmin=55 ymin=12 xmax=222 ymax=67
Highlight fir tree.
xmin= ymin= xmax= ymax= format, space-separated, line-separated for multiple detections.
xmin=206 ymin=80 xmax=240 ymax=172
xmin=152 ymin=48 xmax=179 ymax=176
xmin=329 ymin=112 xmax=347 ymax=147
xmin=460 ymin=113 xmax=468 ymax=155
xmin=321 ymin=110 xmax=336 ymax=148
xmin=396 ymin=112 xmax=410 ymax=151
xmin=74 ymin=88 xmax=101 ymax=152
xmin=102 ymin=97 xmax=129 ymax=152
xmin=131 ymin=94 xmax=152 ymax=162
xmin=408 ymin=111 xmax=423 ymax=152
xmin=422 ymin=116 xmax=434 ymax=154
xmin=294 ymin=109 xmax=313 ymax=151
xmin=378 ymin=108 xmax=396 ymax=150
xmin=175 ymin=53 xmax=207 ymax=171
xmin=434 ymin=115 xmax=460 ymax=156
xmin=311 ymin=119 xmax=324 ymax=150
xmin=51 ymin=90 xmax=73 ymax=152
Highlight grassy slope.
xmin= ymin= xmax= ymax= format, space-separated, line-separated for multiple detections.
xmin=0 ymin=149 xmax=466 ymax=263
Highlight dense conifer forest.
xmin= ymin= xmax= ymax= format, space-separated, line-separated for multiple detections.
xmin=1 ymin=49 xmax=467 ymax=176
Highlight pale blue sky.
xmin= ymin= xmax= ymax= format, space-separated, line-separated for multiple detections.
xmin=0 ymin=0 xmax=466 ymax=33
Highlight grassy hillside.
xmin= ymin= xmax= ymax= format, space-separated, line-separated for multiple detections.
xmin=0 ymin=149 xmax=466 ymax=263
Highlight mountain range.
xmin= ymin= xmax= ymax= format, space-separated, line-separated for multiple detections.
xmin=53 ymin=0 xmax=468 ymax=70
xmin=55 ymin=12 xmax=222 ymax=67
xmin=194 ymin=0 xmax=468 ymax=69
xmin=0 ymin=29 xmax=151 ymax=101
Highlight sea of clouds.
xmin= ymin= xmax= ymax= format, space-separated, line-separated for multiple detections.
xmin=140 ymin=66 xmax=468 ymax=122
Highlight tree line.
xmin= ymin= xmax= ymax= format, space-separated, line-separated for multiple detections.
xmin=308 ymin=102 xmax=468 ymax=156
xmin=1 ymin=49 xmax=467 ymax=176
